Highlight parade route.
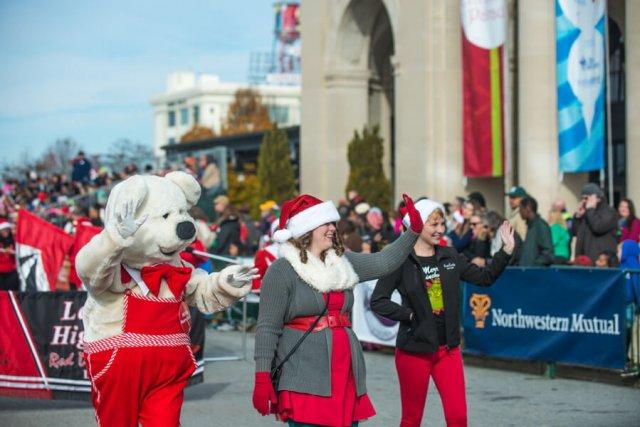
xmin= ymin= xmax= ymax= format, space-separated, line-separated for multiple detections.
xmin=1 ymin=329 xmax=639 ymax=427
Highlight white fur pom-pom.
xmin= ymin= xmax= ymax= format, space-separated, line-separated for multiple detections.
xmin=273 ymin=228 xmax=293 ymax=243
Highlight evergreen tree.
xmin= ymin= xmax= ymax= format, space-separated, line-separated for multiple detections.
xmin=345 ymin=126 xmax=392 ymax=211
xmin=257 ymin=126 xmax=297 ymax=203
xmin=227 ymin=165 xmax=261 ymax=219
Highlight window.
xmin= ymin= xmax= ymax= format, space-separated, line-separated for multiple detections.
xmin=193 ymin=105 xmax=200 ymax=124
xmin=168 ymin=110 xmax=176 ymax=127
xmin=268 ymin=105 xmax=289 ymax=124
xmin=168 ymin=137 xmax=176 ymax=145
xmin=180 ymin=108 xmax=189 ymax=125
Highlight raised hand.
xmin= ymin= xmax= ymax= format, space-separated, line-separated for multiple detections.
xmin=226 ymin=265 xmax=260 ymax=288
xmin=403 ymin=194 xmax=424 ymax=233
xmin=498 ymin=220 xmax=515 ymax=255
xmin=114 ymin=199 xmax=148 ymax=239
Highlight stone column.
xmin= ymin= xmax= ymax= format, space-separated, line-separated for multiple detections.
xmin=626 ymin=1 xmax=640 ymax=204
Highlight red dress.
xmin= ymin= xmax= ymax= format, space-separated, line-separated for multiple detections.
xmin=277 ymin=291 xmax=376 ymax=426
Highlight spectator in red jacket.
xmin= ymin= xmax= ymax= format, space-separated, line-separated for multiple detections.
xmin=0 ymin=219 xmax=19 ymax=291
xmin=619 ymin=198 xmax=640 ymax=243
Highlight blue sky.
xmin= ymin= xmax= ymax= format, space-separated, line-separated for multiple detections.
xmin=0 ymin=0 xmax=273 ymax=165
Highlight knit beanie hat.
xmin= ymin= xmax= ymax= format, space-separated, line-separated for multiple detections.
xmin=402 ymin=199 xmax=445 ymax=228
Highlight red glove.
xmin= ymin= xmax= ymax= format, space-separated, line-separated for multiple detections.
xmin=403 ymin=194 xmax=423 ymax=233
xmin=252 ymin=372 xmax=277 ymax=416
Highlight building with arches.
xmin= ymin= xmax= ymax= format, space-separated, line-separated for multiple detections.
xmin=300 ymin=0 xmax=638 ymax=214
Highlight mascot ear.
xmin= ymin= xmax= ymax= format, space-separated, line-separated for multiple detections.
xmin=104 ymin=175 xmax=148 ymax=226
xmin=165 ymin=171 xmax=201 ymax=208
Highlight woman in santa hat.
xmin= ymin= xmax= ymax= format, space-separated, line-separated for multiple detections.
xmin=370 ymin=199 xmax=515 ymax=427
xmin=252 ymin=194 xmax=424 ymax=426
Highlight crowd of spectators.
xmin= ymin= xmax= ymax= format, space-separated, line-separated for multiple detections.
xmin=1 ymin=154 xmax=639 ymax=370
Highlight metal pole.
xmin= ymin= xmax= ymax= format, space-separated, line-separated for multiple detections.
xmin=604 ymin=4 xmax=615 ymax=205
xmin=503 ymin=0 xmax=516 ymax=215
xmin=242 ymin=296 xmax=248 ymax=361
xmin=192 ymin=250 xmax=239 ymax=264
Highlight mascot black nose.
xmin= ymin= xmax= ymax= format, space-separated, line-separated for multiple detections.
xmin=176 ymin=221 xmax=196 ymax=240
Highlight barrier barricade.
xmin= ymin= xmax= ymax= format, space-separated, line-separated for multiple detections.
xmin=350 ymin=267 xmax=640 ymax=373
xmin=0 ymin=291 xmax=205 ymax=399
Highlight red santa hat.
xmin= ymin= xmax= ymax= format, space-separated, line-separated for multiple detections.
xmin=273 ymin=195 xmax=340 ymax=243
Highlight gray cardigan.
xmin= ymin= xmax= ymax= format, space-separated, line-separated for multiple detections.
xmin=254 ymin=230 xmax=418 ymax=397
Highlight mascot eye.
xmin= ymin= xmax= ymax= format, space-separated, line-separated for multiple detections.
xmin=162 ymin=212 xmax=169 ymax=219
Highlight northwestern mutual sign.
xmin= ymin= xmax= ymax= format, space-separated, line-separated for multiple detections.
xmin=462 ymin=268 xmax=626 ymax=369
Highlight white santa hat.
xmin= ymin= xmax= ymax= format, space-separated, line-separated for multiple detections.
xmin=0 ymin=218 xmax=12 ymax=231
xmin=273 ymin=194 xmax=340 ymax=243
xmin=402 ymin=199 xmax=445 ymax=228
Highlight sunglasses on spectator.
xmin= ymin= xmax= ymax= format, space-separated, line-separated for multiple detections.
xmin=470 ymin=221 xmax=482 ymax=226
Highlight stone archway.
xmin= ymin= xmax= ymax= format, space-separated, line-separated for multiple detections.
xmin=331 ymin=0 xmax=396 ymax=188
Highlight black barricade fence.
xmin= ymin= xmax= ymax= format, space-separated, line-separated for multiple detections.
xmin=0 ymin=291 xmax=205 ymax=399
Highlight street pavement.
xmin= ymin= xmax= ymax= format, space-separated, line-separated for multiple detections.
xmin=1 ymin=329 xmax=639 ymax=426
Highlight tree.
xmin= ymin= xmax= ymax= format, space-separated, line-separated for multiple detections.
xmin=38 ymin=138 xmax=81 ymax=174
xmin=220 ymin=89 xmax=273 ymax=136
xmin=257 ymin=126 xmax=297 ymax=203
xmin=107 ymin=139 xmax=154 ymax=172
xmin=227 ymin=165 xmax=262 ymax=219
xmin=180 ymin=124 xmax=215 ymax=143
xmin=345 ymin=126 xmax=392 ymax=211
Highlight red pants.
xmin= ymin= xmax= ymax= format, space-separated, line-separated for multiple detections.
xmin=395 ymin=346 xmax=467 ymax=427
xmin=86 ymin=345 xmax=196 ymax=427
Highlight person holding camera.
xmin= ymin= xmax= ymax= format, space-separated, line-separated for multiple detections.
xmin=572 ymin=183 xmax=618 ymax=262
xmin=252 ymin=193 xmax=424 ymax=426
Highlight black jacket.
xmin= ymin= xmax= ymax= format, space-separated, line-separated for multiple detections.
xmin=572 ymin=202 xmax=618 ymax=262
xmin=214 ymin=216 xmax=241 ymax=255
xmin=371 ymin=245 xmax=512 ymax=353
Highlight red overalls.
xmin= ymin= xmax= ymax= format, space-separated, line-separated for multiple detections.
xmin=84 ymin=289 xmax=196 ymax=427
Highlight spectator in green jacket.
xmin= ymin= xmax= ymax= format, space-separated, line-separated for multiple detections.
xmin=518 ymin=196 xmax=554 ymax=266
xmin=548 ymin=210 xmax=570 ymax=262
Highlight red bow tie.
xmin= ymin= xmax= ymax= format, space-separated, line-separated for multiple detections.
xmin=140 ymin=264 xmax=191 ymax=297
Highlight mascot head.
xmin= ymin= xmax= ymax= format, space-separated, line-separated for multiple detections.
xmin=104 ymin=171 xmax=201 ymax=268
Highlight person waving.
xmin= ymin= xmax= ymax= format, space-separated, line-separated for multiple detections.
xmin=253 ymin=193 xmax=424 ymax=426
xmin=371 ymin=199 xmax=515 ymax=427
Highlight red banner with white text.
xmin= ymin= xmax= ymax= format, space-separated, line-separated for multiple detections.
xmin=0 ymin=291 xmax=205 ymax=399
xmin=461 ymin=0 xmax=507 ymax=177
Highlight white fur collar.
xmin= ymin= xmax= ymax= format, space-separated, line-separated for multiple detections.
xmin=279 ymin=243 xmax=359 ymax=292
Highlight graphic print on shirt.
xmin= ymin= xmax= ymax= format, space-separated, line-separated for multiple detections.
xmin=423 ymin=265 xmax=444 ymax=314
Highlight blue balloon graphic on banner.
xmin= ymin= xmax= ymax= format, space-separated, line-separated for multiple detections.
xmin=556 ymin=0 xmax=606 ymax=172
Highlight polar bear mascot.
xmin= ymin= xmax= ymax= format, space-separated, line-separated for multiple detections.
xmin=76 ymin=171 xmax=256 ymax=427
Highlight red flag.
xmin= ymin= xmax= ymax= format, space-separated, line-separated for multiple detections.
xmin=15 ymin=210 xmax=74 ymax=291
xmin=0 ymin=292 xmax=52 ymax=399
xmin=461 ymin=0 xmax=506 ymax=177
xmin=68 ymin=222 xmax=102 ymax=289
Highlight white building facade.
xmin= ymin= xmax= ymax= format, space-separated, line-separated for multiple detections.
xmin=150 ymin=72 xmax=300 ymax=157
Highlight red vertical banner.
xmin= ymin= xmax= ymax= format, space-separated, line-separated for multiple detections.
xmin=461 ymin=0 xmax=507 ymax=177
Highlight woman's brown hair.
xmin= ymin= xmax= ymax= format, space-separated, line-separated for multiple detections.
xmin=289 ymin=224 xmax=345 ymax=263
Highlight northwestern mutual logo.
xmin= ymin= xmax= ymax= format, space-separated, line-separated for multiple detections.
xmin=491 ymin=308 xmax=620 ymax=335
xmin=469 ymin=293 xmax=491 ymax=328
